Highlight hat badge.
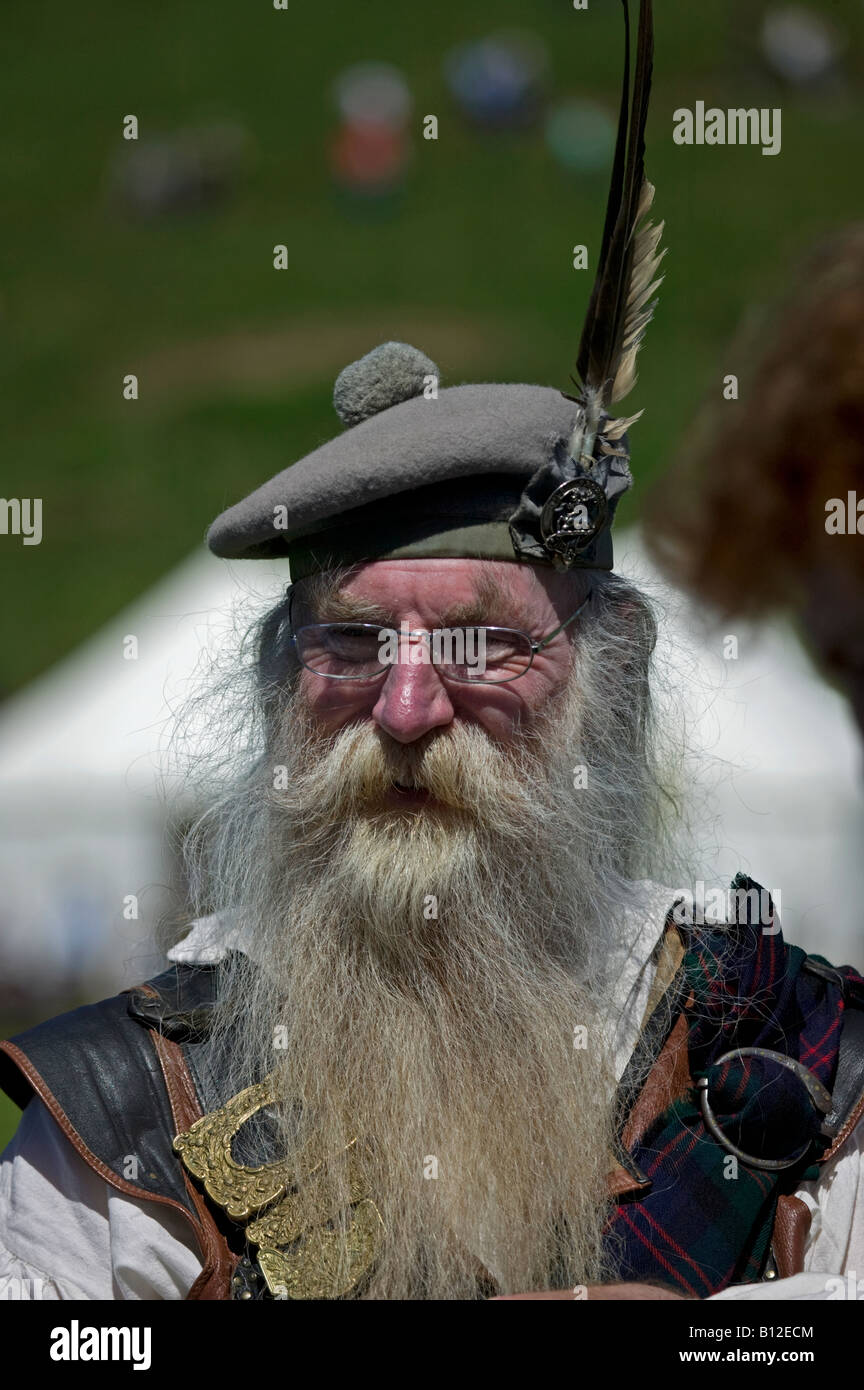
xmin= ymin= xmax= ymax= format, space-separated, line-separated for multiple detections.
xmin=539 ymin=475 xmax=609 ymax=566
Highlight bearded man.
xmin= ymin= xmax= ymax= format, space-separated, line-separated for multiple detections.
xmin=2 ymin=1 xmax=863 ymax=1302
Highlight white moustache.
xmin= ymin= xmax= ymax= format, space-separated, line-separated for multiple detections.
xmin=270 ymin=715 xmax=557 ymax=835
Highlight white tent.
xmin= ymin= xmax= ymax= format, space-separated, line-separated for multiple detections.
xmin=0 ymin=552 xmax=290 ymax=994
xmin=0 ymin=531 xmax=861 ymax=996
xmin=615 ymin=531 xmax=864 ymax=968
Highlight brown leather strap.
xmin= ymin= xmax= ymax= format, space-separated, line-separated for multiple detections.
xmin=606 ymin=1161 xmax=650 ymax=1200
xmin=821 ymin=1079 xmax=864 ymax=1165
xmin=606 ymin=924 xmax=695 ymax=1200
xmin=147 ymin=1024 xmax=238 ymax=1300
xmin=640 ymin=925 xmax=686 ymax=1029
xmin=621 ymin=1010 xmax=693 ymax=1152
xmin=606 ymin=1010 xmax=694 ymax=1199
xmin=771 ymin=1194 xmax=811 ymax=1279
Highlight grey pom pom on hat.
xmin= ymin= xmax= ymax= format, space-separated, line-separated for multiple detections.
xmin=333 ymin=341 xmax=439 ymax=427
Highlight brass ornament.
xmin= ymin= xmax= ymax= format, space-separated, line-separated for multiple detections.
xmin=173 ymin=1075 xmax=294 ymax=1220
xmin=173 ymin=1075 xmax=383 ymax=1299
xmin=257 ymin=1199 xmax=383 ymax=1301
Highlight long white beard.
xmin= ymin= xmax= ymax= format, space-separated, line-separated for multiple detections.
xmin=195 ymin=622 xmax=668 ymax=1298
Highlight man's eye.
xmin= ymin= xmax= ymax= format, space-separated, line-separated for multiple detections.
xmin=481 ymin=632 xmax=520 ymax=660
xmin=322 ymin=626 xmax=379 ymax=657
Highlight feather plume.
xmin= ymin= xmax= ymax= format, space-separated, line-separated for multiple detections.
xmin=602 ymin=409 xmax=643 ymax=441
xmin=572 ymin=0 xmax=664 ymax=413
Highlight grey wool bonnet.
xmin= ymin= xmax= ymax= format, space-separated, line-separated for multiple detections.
xmin=207 ymin=1 xmax=663 ymax=583
xmin=206 ymin=341 xmax=633 ymax=580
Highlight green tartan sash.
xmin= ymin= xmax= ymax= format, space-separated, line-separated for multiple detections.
xmin=604 ymin=874 xmax=863 ymax=1296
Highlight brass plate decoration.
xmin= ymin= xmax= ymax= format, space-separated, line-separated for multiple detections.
xmin=173 ymin=1074 xmax=383 ymax=1299
xmin=173 ymin=1076 xmax=294 ymax=1220
xmin=256 ymin=1199 xmax=383 ymax=1301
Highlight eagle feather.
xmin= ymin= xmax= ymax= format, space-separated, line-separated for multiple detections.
xmin=572 ymin=0 xmax=664 ymax=419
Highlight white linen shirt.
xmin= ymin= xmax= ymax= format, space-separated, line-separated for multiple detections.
xmin=2 ymin=892 xmax=862 ymax=1301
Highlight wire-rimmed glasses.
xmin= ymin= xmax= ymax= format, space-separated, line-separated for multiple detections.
xmin=289 ymin=592 xmax=591 ymax=685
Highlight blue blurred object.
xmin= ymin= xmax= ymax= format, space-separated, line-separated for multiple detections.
xmin=544 ymin=100 xmax=617 ymax=174
xmin=444 ymin=32 xmax=548 ymax=129
xmin=761 ymin=6 xmax=843 ymax=85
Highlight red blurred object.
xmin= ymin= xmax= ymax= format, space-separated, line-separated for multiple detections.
xmin=330 ymin=119 xmax=409 ymax=193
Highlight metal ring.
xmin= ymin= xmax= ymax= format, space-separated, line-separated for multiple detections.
xmin=697 ymin=1047 xmax=832 ymax=1172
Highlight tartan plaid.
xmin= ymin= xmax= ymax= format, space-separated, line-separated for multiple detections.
xmin=603 ymin=874 xmax=864 ymax=1296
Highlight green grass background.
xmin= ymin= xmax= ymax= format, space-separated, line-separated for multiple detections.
xmin=0 ymin=1094 xmax=20 ymax=1152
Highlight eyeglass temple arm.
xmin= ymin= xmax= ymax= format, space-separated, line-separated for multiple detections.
xmin=532 ymin=589 xmax=593 ymax=654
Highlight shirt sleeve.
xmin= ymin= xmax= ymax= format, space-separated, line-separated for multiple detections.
xmin=709 ymin=1116 xmax=864 ymax=1301
xmin=0 ymin=1097 xmax=203 ymax=1300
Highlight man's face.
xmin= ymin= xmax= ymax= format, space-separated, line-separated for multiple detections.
xmin=293 ymin=557 xmax=581 ymax=750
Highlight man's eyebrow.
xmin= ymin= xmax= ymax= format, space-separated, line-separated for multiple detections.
xmin=308 ymin=577 xmax=525 ymax=628
xmin=312 ymin=593 xmax=394 ymax=624
xmin=436 ymin=600 xmax=520 ymax=627
xmin=441 ymin=573 xmax=524 ymax=627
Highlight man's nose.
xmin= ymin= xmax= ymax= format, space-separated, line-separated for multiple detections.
xmin=371 ymin=644 xmax=455 ymax=744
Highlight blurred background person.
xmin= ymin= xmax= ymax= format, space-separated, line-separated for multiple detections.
xmin=646 ymin=226 xmax=864 ymax=741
